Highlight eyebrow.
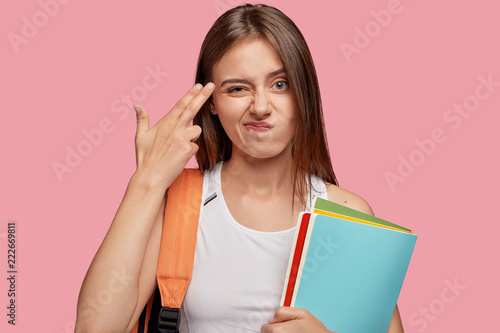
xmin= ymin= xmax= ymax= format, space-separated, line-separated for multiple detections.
xmin=219 ymin=68 xmax=286 ymax=88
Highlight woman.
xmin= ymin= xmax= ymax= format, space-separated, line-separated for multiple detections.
xmin=76 ymin=4 xmax=404 ymax=332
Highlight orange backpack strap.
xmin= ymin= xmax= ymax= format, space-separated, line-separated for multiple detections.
xmin=156 ymin=168 xmax=203 ymax=332
xmin=132 ymin=168 xmax=203 ymax=333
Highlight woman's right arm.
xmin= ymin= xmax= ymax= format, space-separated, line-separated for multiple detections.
xmin=75 ymin=83 xmax=215 ymax=333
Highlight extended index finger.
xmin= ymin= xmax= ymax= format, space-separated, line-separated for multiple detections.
xmin=178 ymin=82 xmax=215 ymax=124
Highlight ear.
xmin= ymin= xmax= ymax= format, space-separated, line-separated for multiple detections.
xmin=208 ymin=99 xmax=217 ymax=115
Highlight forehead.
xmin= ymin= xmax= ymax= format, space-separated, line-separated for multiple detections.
xmin=212 ymin=39 xmax=285 ymax=82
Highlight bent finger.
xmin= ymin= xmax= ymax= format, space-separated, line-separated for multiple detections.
xmin=186 ymin=125 xmax=202 ymax=142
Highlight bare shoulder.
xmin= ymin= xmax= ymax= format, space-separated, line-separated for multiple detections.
xmin=325 ymin=182 xmax=374 ymax=216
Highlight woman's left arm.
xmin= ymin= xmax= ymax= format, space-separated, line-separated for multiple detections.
xmin=387 ymin=305 xmax=404 ymax=333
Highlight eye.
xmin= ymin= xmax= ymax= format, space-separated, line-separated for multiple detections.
xmin=272 ymin=80 xmax=288 ymax=91
xmin=227 ymin=86 xmax=246 ymax=93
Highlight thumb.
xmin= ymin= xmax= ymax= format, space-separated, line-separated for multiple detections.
xmin=133 ymin=104 xmax=150 ymax=141
xmin=268 ymin=307 xmax=300 ymax=324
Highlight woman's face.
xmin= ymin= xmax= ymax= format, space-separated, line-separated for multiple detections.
xmin=211 ymin=39 xmax=297 ymax=161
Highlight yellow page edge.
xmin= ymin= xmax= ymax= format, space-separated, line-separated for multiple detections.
xmin=312 ymin=208 xmax=413 ymax=234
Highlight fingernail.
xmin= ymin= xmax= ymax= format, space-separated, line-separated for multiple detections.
xmin=133 ymin=105 xmax=141 ymax=113
xmin=206 ymin=82 xmax=215 ymax=91
xmin=194 ymin=84 xmax=203 ymax=92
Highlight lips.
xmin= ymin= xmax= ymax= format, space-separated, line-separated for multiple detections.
xmin=244 ymin=121 xmax=272 ymax=132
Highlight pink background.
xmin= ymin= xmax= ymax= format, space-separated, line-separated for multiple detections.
xmin=1 ymin=0 xmax=499 ymax=332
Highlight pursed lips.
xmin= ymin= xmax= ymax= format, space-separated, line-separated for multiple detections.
xmin=243 ymin=121 xmax=272 ymax=132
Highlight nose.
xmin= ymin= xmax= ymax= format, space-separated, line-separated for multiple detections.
xmin=250 ymin=89 xmax=271 ymax=118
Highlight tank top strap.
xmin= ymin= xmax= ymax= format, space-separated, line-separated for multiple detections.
xmin=201 ymin=162 xmax=221 ymax=205
xmin=306 ymin=173 xmax=329 ymax=211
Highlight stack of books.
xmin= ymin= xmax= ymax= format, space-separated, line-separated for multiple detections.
xmin=280 ymin=197 xmax=417 ymax=333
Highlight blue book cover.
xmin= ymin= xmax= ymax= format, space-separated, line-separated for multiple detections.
xmin=291 ymin=213 xmax=417 ymax=333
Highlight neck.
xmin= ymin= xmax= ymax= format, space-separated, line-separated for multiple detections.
xmin=222 ymin=149 xmax=295 ymax=196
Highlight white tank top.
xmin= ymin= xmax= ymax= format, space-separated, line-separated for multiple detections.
xmin=179 ymin=162 xmax=328 ymax=333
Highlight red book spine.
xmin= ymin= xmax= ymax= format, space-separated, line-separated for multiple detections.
xmin=283 ymin=213 xmax=311 ymax=307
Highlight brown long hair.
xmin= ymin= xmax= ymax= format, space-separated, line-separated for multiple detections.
xmin=194 ymin=4 xmax=338 ymax=205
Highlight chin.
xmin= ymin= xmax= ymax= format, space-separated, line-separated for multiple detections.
xmin=238 ymin=145 xmax=291 ymax=161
